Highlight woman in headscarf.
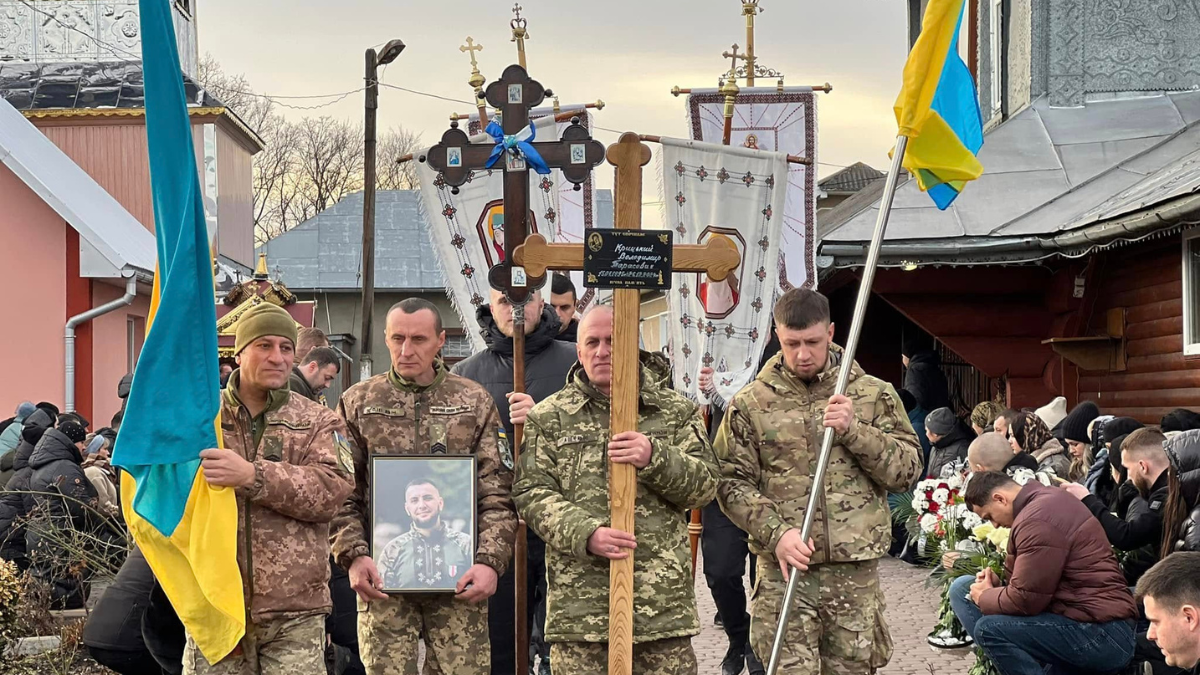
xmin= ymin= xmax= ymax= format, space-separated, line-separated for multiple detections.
xmin=1007 ymin=410 xmax=1072 ymax=478
xmin=970 ymin=401 xmax=1005 ymax=436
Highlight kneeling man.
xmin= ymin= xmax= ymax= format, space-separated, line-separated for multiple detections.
xmin=514 ymin=306 xmax=720 ymax=675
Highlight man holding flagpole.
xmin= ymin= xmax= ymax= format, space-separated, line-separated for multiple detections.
xmin=715 ymin=289 xmax=922 ymax=674
xmin=184 ymin=304 xmax=355 ymax=673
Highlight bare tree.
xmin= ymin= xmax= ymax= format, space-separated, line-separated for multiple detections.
xmin=197 ymin=53 xmax=275 ymax=135
xmin=289 ymin=116 xmax=364 ymax=224
xmin=376 ymin=125 xmax=423 ymax=191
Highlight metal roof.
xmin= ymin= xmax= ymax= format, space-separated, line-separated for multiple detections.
xmin=0 ymin=95 xmax=155 ymax=277
xmin=260 ymin=189 xmax=615 ymax=291
xmin=820 ymin=92 xmax=1200 ymax=264
xmin=0 ymin=61 xmax=220 ymax=111
xmin=818 ymin=162 xmax=884 ymax=194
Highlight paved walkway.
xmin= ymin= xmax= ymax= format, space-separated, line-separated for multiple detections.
xmin=692 ymin=555 xmax=976 ymax=674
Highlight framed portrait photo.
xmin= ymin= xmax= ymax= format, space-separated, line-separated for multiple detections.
xmin=370 ymin=455 xmax=477 ymax=593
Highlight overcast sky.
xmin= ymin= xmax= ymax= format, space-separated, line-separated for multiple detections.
xmin=198 ymin=0 xmax=909 ymax=185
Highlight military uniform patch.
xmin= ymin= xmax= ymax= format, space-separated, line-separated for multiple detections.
xmin=333 ymin=431 xmax=355 ymax=474
xmin=430 ymin=421 xmax=448 ymax=454
xmin=498 ymin=428 xmax=514 ymax=470
xmin=262 ymin=436 xmax=283 ymax=462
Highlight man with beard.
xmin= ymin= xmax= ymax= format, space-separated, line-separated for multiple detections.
xmin=1138 ymin=553 xmax=1200 ymax=675
xmin=1063 ymin=427 xmax=1170 ymax=584
xmin=550 ymin=274 xmax=580 ymax=343
xmin=289 ymin=346 xmax=341 ymax=402
xmin=377 ymin=479 xmax=473 ymax=589
xmin=452 ymin=287 xmax=577 ymax=675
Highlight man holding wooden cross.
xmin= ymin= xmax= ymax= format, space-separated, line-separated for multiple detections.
xmin=513 ymin=304 xmax=720 ymax=674
xmin=715 ymin=288 xmax=923 ymax=674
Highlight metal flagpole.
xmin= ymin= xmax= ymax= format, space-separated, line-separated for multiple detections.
xmin=766 ymin=133 xmax=909 ymax=675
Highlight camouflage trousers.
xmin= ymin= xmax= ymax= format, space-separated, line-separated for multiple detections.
xmin=750 ymin=558 xmax=893 ymax=675
xmin=548 ymin=637 xmax=697 ymax=675
xmin=182 ymin=614 xmax=325 ymax=675
xmin=357 ymin=593 xmax=489 ymax=675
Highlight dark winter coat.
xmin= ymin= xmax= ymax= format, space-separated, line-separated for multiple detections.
xmin=0 ymin=409 xmax=54 ymax=569
xmin=927 ymin=422 xmax=975 ymax=479
xmin=1166 ymin=431 xmax=1200 ymax=553
xmin=451 ymin=305 xmax=578 ymax=437
xmin=557 ymin=318 xmax=579 ymax=343
xmin=1083 ymin=470 xmax=1169 ymax=585
xmin=83 ymin=546 xmax=155 ymax=652
xmin=26 ymin=428 xmax=119 ymax=608
xmin=903 ymin=350 xmax=950 ymax=412
xmin=978 ymin=482 xmax=1138 ymax=623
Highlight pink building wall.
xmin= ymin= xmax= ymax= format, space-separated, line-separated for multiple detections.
xmin=0 ymin=164 xmax=67 ymax=415
xmin=91 ymin=283 xmax=150 ymax=429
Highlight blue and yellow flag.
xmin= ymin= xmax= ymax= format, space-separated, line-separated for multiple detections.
xmin=111 ymin=0 xmax=244 ymax=663
xmin=894 ymin=0 xmax=984 ymax=209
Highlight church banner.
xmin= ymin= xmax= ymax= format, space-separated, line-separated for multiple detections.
xmin=417 ymin=115 xmax=562 ymax=352
xmin=685 ymin=88 xmax=818 ymax=293
xmin=660 ymin=137 xmax=788 ymax=404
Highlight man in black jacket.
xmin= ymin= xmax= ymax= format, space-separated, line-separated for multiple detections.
xmin=451 ymin=287 xmax=577 ymax=675
xmin=83 ymin=547 xmax=167 ymax=674
xmin=549 ymin=273 xmax=579 ymax=343
xmin=1065 ymin=427 xmax=1170 ymax=585
xmin=902 ymin=330 xmax=949 ymax=413
xmin=925 ymin=407 xmax=975 ymax=479
xmin=0 ymin=409 xmax=54 ymax=571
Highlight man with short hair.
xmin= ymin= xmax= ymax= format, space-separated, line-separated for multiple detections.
xmin=716 ymin=288 xmax=922 ymax=674
xmin=925 ymin=407 xmax=973 ymax=479
xmin=183 ymin=302 xmax=355 ymax=675
xmin=1064 ymin=427 xmax=1171 ymax=584
xmin=950 ymin=471 xmax=1138 ymax=675
xmin=451 ymin=286 xmax=577 ymax=675
xmin=377 ymin=479 xmax=473 ymax=590
xmin=334 ymin=298 xmax=517 ymax=675
xmin=289 ymin=346 xmax=341 ymax=402
xmin=549 ymin=273 xmax=579 ymax=342
xmin=296 ymin=326 xmax=330 ymax=363
xmin=515 ymin=305 xmax=720 ymax=673
xmin=1137 ymin=553 xmax=1200 ymax=674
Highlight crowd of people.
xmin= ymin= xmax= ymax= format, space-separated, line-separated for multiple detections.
xmin=4 ymin=273 xmax=1200 ymax=675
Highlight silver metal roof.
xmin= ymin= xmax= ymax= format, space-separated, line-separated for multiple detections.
xmin=0 ymin=96 xmax=155 ymax=277
xmin=820 ymin=92 xmax=1200 ymax=263
xmin=260 ymin=189 xmax=615 ymax=291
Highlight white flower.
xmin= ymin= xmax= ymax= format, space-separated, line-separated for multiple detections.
xmin=932 ymin=488 xmax=950 ymax=505
xmin=919 ymin=513 xmax=939 ymax=533
xmin=1011 ymin=468 xmax=1035 ymax=486
xmin=911 ymin=496 xmax=925 ymax=511
xmin=945 ymin=475 xmax=964 ymax=491
xmin=960 ymin=510 xmax=983 ymax=530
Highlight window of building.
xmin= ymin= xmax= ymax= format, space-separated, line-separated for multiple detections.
xmin=175 ymin=0 xmax=192 ymax=15
xmin=441 ymin=330 xmax=474 ymax=365
xmin=1183 ymin=230 xmax=1200 ymax=355
xmin=989 ymin=0 xmax=1003 ymax=114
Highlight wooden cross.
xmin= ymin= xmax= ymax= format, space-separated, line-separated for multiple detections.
xmin=513 ymin=134 xmax=740 ymax=675
xmin=425 ymin=64 xmax=605 ymax=304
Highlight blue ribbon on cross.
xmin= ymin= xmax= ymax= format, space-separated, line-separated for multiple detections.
xmin=484 ymin=120 xmax=550 ymax=174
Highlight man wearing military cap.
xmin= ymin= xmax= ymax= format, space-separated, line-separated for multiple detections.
xmin=183 ymin=302 xmax=356 ymax=675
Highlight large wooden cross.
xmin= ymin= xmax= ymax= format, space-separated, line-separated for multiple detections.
xmin=514 ymin=133 xmax=740 ymax=675
xmin=425 ymin=64 xmax=606 ymax=675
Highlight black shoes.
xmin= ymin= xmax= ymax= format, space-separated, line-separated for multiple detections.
xmin=746 ymin=644 xmax=766 ymax=675
xmin=720 ymin=643 xmax=745 ymax=675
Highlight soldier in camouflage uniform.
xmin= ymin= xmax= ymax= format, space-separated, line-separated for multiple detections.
xmin=514 ymin=306 xmax=720 ymax=675
xmin=715 ymin=289 xmax=922 ymax=675
xmin=185 ymin=302 xmax=356 ymax=675
xmin=376 ymin=478 xmax=473 ymax=589
xmin=333 ymin=298 xmax=517 ymax=675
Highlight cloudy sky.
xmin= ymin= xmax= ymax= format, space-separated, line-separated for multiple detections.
xmin=198 ymin=0 xmax=910 ymax=185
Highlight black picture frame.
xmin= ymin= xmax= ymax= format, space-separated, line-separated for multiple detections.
xmin=369 ymin=454 xmax=477 ymax=593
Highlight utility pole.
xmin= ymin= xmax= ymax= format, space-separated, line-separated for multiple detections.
xmin=359 ymin=39 xmax=405 ymax=382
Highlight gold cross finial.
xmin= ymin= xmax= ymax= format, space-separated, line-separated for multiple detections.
xmin=722 ymin=43 xmax=747 ymax=77
xmin=511 ymin=3 xmax=530 ymax=68
xmin=460 ymin=36 xmax=484 ymax=68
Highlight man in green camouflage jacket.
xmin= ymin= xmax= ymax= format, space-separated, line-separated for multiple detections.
xmin=715 ymin=288 xmax=922 ymax=675
xmin=514 ymin=305 xmax=720 ymax=675
xmin=332 ymin=298 xmax=517 ymax=675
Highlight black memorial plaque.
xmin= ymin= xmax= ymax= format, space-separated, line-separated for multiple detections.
xmin=582 ymin=228 xmax=673 ymax=290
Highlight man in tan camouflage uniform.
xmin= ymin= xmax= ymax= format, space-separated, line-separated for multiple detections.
xmin=333 ymin=298 xmax=517 ymax=675
xmin=186 ymin=302 xmax=356 ymax=675
xmin=715 ymin=289 xmax=922 ymax=674
xmin=514 ymin=305 xmax=720 ymax=675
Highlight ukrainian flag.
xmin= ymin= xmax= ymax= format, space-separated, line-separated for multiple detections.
xmin=111 ymin=0 xmax=244 ymax=663
xmin=894 ymin=0 xmax=984 ymax=209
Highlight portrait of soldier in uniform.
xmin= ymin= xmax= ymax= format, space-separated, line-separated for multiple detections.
xmin=372 ymin=457 xmax=478 ymax=593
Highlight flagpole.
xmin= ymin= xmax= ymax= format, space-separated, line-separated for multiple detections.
xmin=766 ymin=133 xmax=909 ymax=675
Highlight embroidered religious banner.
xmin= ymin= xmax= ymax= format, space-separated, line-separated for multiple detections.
xmin=660 ymin=137 xmax=788 ymax=404
xmin=417 ymin=115 xmax=562 ymax=352
xmin=469 ymin=108 xmax=603 ymax=314
xmin=685 ymin=88 xmax=818 ymax=293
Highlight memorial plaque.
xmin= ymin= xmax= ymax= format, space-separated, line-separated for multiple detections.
xmin=582 ymin=228 xmax=673 ymax=290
